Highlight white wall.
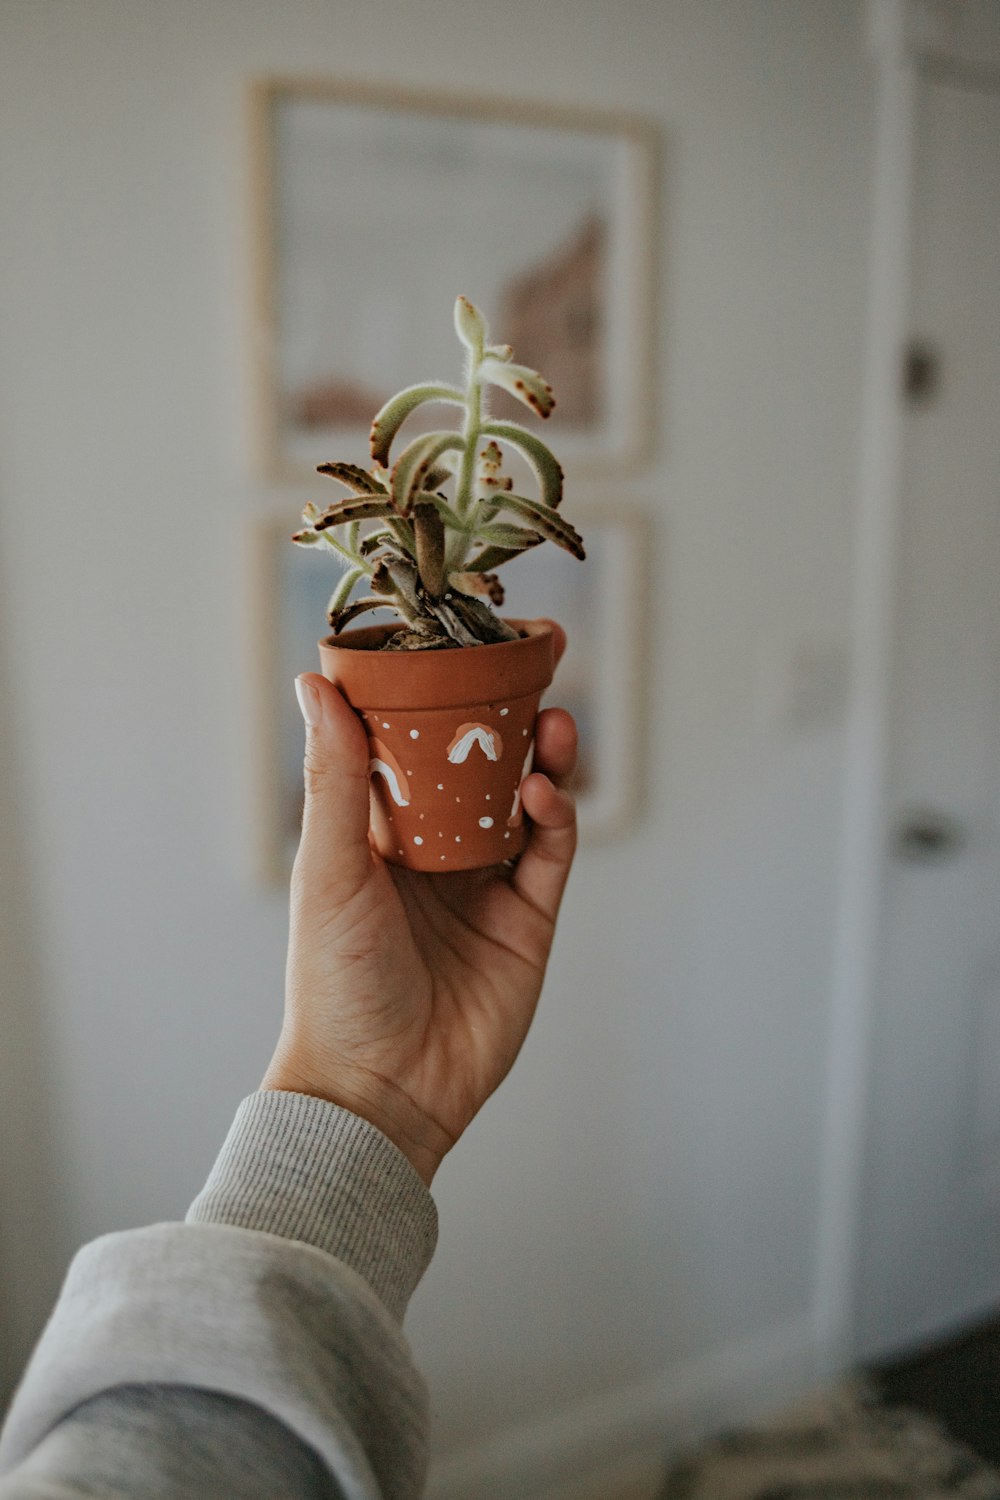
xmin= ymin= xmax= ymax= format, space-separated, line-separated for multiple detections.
xmin=0 ymin=0 xmax=874 ymax=1488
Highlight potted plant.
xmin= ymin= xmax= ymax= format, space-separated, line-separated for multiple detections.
xmin=293 ymin=295 xmax=585 ymax=871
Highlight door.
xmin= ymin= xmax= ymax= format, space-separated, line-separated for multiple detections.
xmin=857 ymin=73 xmax=1000 ymax=1359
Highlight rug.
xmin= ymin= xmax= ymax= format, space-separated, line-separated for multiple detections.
xmin=658 ymin=1380 xmax=1000 ymax=1499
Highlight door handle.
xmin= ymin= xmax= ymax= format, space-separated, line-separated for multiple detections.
xmin=893 ymin=807 xmax=965 ymax=861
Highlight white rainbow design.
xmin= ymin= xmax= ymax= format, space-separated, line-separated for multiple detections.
xmin=368 ymin=738 xmax=410 ymax=808
xmin=446 ymin=721 xmax=503 ymax=765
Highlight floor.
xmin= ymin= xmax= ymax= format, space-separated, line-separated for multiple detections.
xmin=869 ymin=1310 xmax=1000 ymax=1470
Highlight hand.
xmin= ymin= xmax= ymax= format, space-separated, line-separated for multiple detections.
xmin=260 ymin=625 xmax=578 ymax=1185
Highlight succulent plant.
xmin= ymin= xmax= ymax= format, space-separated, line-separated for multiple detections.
xmin=292 ymin=296 xmax=585 ymax=650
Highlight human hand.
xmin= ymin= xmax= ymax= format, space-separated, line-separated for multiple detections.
xmin=260 ymin=625 xmax=578 ymax=1185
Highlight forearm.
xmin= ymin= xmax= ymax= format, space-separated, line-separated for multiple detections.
xmin=0 ymin=1092 xmax=437 ymax=1500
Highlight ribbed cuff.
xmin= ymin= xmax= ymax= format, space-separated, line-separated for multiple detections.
xmin=185 ymin=1091 xmax=438 ymax=1322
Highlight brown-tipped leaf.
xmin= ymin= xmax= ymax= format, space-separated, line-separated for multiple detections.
xmin=475 ymin=522 xmax=544 ymax=548
xmin=331 ymin=596 xmax=390 ymax=634
xmin=499 ymin=495 xmax=586 ymax=558
xmin=389 ymin=432 xmax=464 ymax=513
xmin=480 ymin=420 xmax=563 ymax=508
xmin=449 ymin=570 xmax=505 ymax=605
xmin=316 ymin=462 xmax=388 ymax=495
xmin=325 ymin=566 xmax=365 ymax=621
xmin=314 ymin=498 xmax=398 ymax=531
xmin=465 ymin=527 xmax=544 ymax=573
xmin=369 ymin=383 xmax=464 ymax=466
xmin=480 ymin=357 xmax=556 ymax=419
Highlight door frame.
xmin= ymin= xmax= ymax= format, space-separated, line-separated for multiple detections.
xmin=815 ymin=0 xmax=1000 ymax=1376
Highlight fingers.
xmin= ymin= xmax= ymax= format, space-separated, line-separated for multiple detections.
xmin=511 ymin=770 xmax=577 ymax=923
xmin=292 ymin=674 xmax=374 ymax=901
xmin=533 ymin=706 xmax=577 ymax=790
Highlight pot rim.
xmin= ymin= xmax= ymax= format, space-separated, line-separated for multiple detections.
xmin=318 ymin=617 xmax=556 ymax=711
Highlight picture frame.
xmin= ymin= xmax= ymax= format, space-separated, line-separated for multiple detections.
xmin=250 ymin=503 xmax=649 ymax=886
xmin=249 ymin=77 xmax=658 ymax=482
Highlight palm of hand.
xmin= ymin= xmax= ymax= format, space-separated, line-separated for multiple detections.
xmin=269 ymin=690 xmax=577 ymax=1185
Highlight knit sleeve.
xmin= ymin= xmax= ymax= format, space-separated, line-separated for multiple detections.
xmin=0 ymin=1092 xmax=439 ymax=1500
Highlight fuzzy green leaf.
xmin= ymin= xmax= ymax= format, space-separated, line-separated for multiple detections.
xmin=316 ymin=462 xmax=388 ymax=495
xmin=369 ymin=384 xmax=464 ymax=466
xmin=477 ymin=440 xmax=503 ymax=473
xmin=480 ymin=420 xmax=564 ymax=508
xmin=481 ymin=357 xmax=555 ymax=420
xmin=500 ymin=494 xmax=586 ymax=559
xmin=390 ymin=432 xmax=465 ymax=513
xmin=465 ymin=535 xmax=544 ymax=572
xmin=326 ymin=566 xmax=364 ymax=621
xmin=449 ymin=570 xmax=505 ymax=604
xmin=453 ymin=295 xmax=487 ymax=353
xmin=291 ymin=529 xmax=323 ymax=546
xmin=314 ymin=498 xmax=397 ymax=531
xmin=331 ymin=596 xmax=390 ymax=634
xmin=421 ymin=464 xmax=454 ymax=491
xmin=359 ymin=527 xmax=393 ymax=558
xmin=475 ymin=522 xmax=544 ymax=548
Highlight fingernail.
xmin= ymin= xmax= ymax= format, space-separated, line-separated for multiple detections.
xmin=294 ymin=676 xmax=322 ymax=728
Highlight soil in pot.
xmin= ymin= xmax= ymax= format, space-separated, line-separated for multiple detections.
xmin=317 ymin=619 xmax=555 ymax=872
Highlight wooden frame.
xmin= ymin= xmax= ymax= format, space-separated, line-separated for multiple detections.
xmin=250 ymin=501 xmax=649 ymax=886
xmin=249 ymin=76 xmax=658 ymax=483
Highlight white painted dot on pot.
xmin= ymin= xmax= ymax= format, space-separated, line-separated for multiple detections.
xmin=419 ymin=813 xmax=425 ymax=820
xmin=522 ymin=728 xmax=528 ymax=736
xmin=437 ymin=784 xmax=444 ymax=791
xmin=382 ymin=722 xmax=391 ymax=729
xmin=485 ymin=794 xmax=491 ymax=801
xmin=504 ymin=832 xmax=510 ymax=840
xmin=455 ymin=796 xmax=461 ymax=802
xmin=414 ymin=836 xmax=423 ymax=846
xmin=440 ymin=854 xmax=446 ymax=861
xmin=455 ymin=836 xmax=461 ymax=843
xmin=479 ymin=817 xmax=494 ymax=829
xmin=500 ymin=708 xmax=509 ymax=716
xmin=409 ymin=729 xmax=419 ymax=739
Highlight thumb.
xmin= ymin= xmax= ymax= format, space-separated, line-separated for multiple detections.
xmin=293 ymin=674 xmax=374 ymax=897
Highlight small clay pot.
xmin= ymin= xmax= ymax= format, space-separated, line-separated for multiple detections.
xmin=317 ymin=619 xmax=555 ymax=871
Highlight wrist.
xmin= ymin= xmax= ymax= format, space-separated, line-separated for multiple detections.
xmin=260 ymin=1050 xmax=452 ymax=1187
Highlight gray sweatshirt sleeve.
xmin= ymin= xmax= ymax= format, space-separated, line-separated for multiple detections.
xmin=0 ymin=1091 xmax=439 ymax=1500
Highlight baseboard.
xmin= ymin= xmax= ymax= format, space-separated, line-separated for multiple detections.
xmin=426 ymin=1315 xmax=820 ymax=1500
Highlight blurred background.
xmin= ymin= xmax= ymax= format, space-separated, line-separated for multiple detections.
xmin=2 ymin=2 xmax=999 ymax=1496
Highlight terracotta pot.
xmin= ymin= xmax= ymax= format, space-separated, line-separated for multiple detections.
xmin=317 ymin=619 xmax=555 ymax=871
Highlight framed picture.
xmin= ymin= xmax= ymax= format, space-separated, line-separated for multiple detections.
xmin=251 ymin=503 xmax=648 ymax=885
xmin=249 ymin=77 xmax=658 ymax=482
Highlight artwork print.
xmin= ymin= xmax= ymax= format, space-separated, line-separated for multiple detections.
xmin=253 ymin=80 xmax=655 ymax=478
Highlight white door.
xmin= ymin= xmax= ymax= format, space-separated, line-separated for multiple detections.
xmin=857 ymin=73 xmax=1000 ymax=1360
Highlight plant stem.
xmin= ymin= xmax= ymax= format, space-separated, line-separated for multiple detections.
xmin=454 ymin=353 xmax=482 ymax=524
xmin=322 ymin=533 xmax=374 ymax=576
